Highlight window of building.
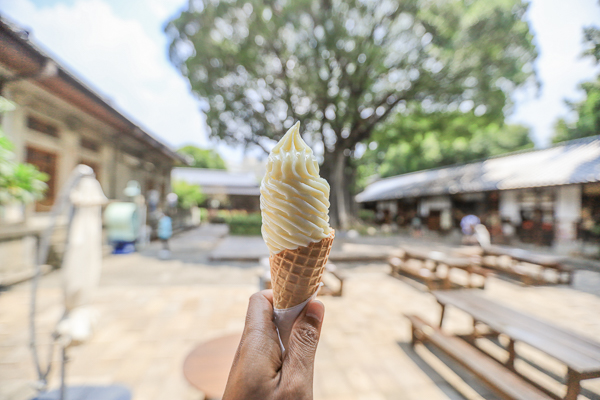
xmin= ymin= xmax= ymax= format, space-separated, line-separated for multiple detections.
xmin=146 ymin=178 xmax=154 ymax=191
xmin=26 ymin=146 xmax=57 ymax=212
xmin=27 ymin=116 xmax=59 ymax=138
xmin=80 ymin=137 xmax=100 ymax=152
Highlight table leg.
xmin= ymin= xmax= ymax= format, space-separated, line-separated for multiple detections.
xmin=566 ymin=270 xmax=573 ymax=285
xmin=505 ymin=339 xmax=516 ymax=371
xmin=439 ymin=303 xmax=446 ymax=328
xmin=443 ymin=271 xmax=451 ymax=290
xmin=564 ymin=369 xmax=581 ymax=400
xmin=465 ymin=268 xmax=472 ymax=288
xmin=410 ymin=324 xmax=417 ymax=347
xmin=467 ymin=319 xmax=477 ymax=343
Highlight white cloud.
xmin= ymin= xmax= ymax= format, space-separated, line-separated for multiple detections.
xmin=147 ymin=0 xmax=184 ymax=20
xmin=0 ymin=0 xmax=208 ymax=149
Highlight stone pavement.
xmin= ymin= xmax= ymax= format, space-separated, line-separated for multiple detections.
xmin=1 ymin=226 xmax=600 ymax=400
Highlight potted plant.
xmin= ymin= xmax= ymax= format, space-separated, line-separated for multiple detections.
xmin=0 ymin=132 xmax=48 ymax=224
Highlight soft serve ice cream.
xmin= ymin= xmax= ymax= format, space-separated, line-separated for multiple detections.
xmin=260 ymin=121 xmax=334 ymax=349
xmin=260 ymin=121 xmax=333 ymax=253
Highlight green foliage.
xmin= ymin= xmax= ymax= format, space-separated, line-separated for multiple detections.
xmin=0 ymin=134 xmax=48 ymax=205
xmin=583 ymin=26 xmax=600 ymax=63
xmin=355 ymin=109 xmax=533 ymax=189
xmin=218 ymin=210 xmax=262 ymax=235
xmin=177 ymin=145 xmax=226 ymax=169
xmin=552 ymin=77 xmax=600 ymax=143
xmin=199 ymin=207 xmax=209 ymax=222
xmin=166 ymin=0 xmax=536 ymax=150
xmin=172 ymin=180 xmax=206 ymax=209
xmin=358 ymin=209 xmax=376 ymax=223
xmin=552 ymin=21 xmax=600 ymax=143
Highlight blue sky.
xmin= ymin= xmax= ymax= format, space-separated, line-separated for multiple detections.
xmin=1 ymin=0 xmax=599 ymax=163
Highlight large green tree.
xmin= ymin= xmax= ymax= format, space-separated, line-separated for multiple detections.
xmin=166 ymin=0 xmax=537 ymax=228
xmin=177 ymin=145 xmax=227 ymax=169
xmin=355 ymin=109 xmax=533 ymax=190
xmin=553 ymin=23 xmax=600 ymax=143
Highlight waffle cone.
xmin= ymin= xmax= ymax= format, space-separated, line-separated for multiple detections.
xmin=270 ymin=231 xmax=335 ymax=309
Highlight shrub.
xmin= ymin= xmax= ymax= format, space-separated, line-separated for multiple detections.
xmin=0 ymin=134 xmax=48 ymax=205
xmin=172 ymin=180 xmax=206 ymax=209
xmin=221 ymin=211 xmax=262 ymax=235
xmin=358 ymin=209 xmax=376 ymax=223
xmin=199 ymin=207 xmax=209 ymax=222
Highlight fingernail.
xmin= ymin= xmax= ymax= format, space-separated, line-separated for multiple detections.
xmin=305 ymin=300 xmax=325 ymax=323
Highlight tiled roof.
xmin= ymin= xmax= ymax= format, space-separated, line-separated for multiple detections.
xmin=172 ymin=168 xmax=260 ymax=196
xmin=356 ymin=135 xmax=600 ymax=203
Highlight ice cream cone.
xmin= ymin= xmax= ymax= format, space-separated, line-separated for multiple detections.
xmin=270 ymin=230 xmax=335 ymax=309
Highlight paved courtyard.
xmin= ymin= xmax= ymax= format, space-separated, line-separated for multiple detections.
xmin=1 ymin=226 xmax=600 ymax=400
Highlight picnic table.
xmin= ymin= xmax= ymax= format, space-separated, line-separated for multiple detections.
xmin=183 ymin=333 xmax=241 ymax=399
xmin=482 ymin=245 xmax=572 ymax=285
xmin=389 ymin=247 xmax=488 ymax=290
xmin=433 ymin=289 xmax=600 ymax=400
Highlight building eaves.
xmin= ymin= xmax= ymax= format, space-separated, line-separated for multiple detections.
xmin=356 ymin=135 xmax=600 ymax=203
xmin=0 ymin=15 xmax=188 ymax=165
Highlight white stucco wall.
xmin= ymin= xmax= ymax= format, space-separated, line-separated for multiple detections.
xmin=499 ymin=190 xmax=521 ymax=224
xmin=418 ymin=195 xmax=451 ymax=217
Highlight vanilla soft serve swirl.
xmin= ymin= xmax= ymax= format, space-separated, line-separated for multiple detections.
xmin=260 ymin=122 xmax=332 ymax=253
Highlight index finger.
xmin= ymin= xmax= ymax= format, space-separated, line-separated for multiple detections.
xmin=244 ymin=290 xmax=274 ymax=334
xmin=237 ymin=290 xmax=282 ymax=369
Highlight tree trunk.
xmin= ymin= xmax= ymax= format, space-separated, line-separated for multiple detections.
xmin=321 ymin=150 xmax=350 ymax=230
xmin=344 ymin=158 xmax=358 ymax=221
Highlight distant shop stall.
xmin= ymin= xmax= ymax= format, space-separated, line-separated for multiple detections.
xmin=356 ymin=136 xmax=600 ymax=252
xmin=171 ymin=168 xmax=260 ymax=212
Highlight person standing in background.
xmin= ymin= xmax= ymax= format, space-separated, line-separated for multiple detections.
xmin=157 ymin=211 xmax=173 ymax=259
xmin=460 ymin=214 xmax=480 ymax=245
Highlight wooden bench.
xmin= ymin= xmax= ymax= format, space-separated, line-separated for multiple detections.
xmin=389 ymin=247 xmax=489 ymax=290
xmin=482 ymin=245 xmax=572 ymax=285
xmin=389 ymin=256 xmax=447 ymax=290
xmin=405 ymin=314 xmax=554 ymax=400
xmin=434 ymin=289 xmax=600 ymax=400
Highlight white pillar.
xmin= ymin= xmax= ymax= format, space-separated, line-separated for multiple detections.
xmin=58 ymin=130 xmax=79 ymax=192
xmin=499 ymin=190 xmax=521 ymax=224
xmin=99 ymin=144 xmax=113 ymax=196
xmin=418 ymin=198 xmax=429 ymax=217
xmin=555 ymin=185 xmax=581 ymax=252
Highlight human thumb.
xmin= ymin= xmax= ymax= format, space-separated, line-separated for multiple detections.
xmin=282 ymin=300 xmax=324 ymax=385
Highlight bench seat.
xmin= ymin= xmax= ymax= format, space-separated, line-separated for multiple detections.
xmin=389 ymin=257 xmax=446 ymax=290
xmin=405 ymin=314 xmax=554 ymax=400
